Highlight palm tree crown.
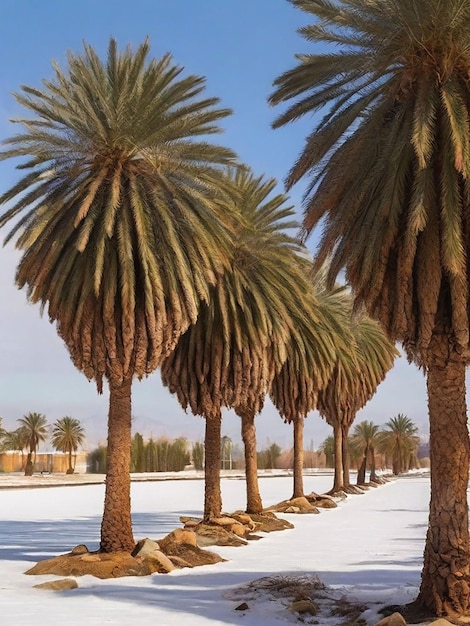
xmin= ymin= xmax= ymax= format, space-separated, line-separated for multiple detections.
xmin=18 ymin=412 xmax=48 ymax=455
xmin=378 ymin=413 xmax=420 ymax=474
xmin=270 ymin=0 xmax=470 ymax=365
xmin=0 ymin=38 xmax=238 ymax=392
xmin=51 ymin=416 xmax=85 ymax=455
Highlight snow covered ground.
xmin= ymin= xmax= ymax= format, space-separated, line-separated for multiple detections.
xmin=0 ymin=471 xmax=433 ymax=625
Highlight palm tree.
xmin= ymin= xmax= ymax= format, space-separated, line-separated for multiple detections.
xmin=269 ymin=273 xmax=353 ymax=499
xmin=378 ymin=414 xmax=420 ymax=475
xmin=2 ymin=427 xmax=29 ymax=469
xmin=270 ymin=1 xmax=470 ymax=615
xmin=51 ymin=416 xmax=85 ymax=474
xmin=316 ymin=312 xmax=398 ymax=494
xmin=0 ymin=39 xmax=238 ymax=552
xmin=319 ymin=435 xmax=334 ymax=468
xmin=162 ymin=168 xmax=336 ymax=517
xmin=350 ymin=420 xmax=381 ymax=485
xmin=18 ymin=413 xmax=48 ymax=475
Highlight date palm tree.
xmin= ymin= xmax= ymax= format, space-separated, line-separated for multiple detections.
xmin=51 ymin=416 xmax=85 ymax=474
xmin=270 ymin=0 xmax=470 ymax=616
xmin=316 ymin=312 xmax=398 ymax=494
xmin=350 ymin=420 xmax=381 ymax=485
xmin=18 ymin=412 xmax=48 ymax=476
xmin=0 ymin=39 xmax=238 ymax=551
xmin=162 ymin=168 xmax=337 ymax=517
xmin=378 ymin=414 xmax=420 ymax=475
xmin=270 ymin=273 xmax=353 ymax=499
xmin=2 ymin=427 xmax=29 ymax=470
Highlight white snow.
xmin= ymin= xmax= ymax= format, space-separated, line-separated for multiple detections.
xmin=0 ymin=471 xmax=435 ymax=625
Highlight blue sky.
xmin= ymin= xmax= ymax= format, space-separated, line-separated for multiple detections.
xmin=0 ymin=0 xmax=431 ymax=450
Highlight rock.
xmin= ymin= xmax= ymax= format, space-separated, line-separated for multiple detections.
xmin=182 ymin=520 xmax=198 ymax=528
xmin=179 ymin=516 xmax=200 ymax=524
xmin=235 ymin=602 xmax=249 ymax=611
xmin=268 ymin=496 xmax=320 ymax=514
xmin=25 ymin=551 xmax=161 ymax=579
xmin=289 ymin=599 xmax=317 ymax=615
xmin=374 ymin=612 xmax=407 ymax=626
xmin=162 ymin=542 xmax=225 ymax=567
xmin=248 ymin=512 xmax=294 ymax=532
xmin=34 ymin=578 xmax=78 ymax=591
xmin=167 ymin=555 xmax=193 ymax=569
xmin=158 ymin=528 xmax=225 ymax=567
xmin=160 ymin=528 xmax=198 ymax=548
xmin=305 ymin=493 xmax=338 ymax=508
xmin=427 ymin=621 xmax=457 ymax=626
xmin=131 ymin=538 xmax=160 ymax=557
xmin=193 ymin=524 xmax=247 ymax=547
xmin=231 ymin=513 xmax=253 ymax=526
xmin=70 ymin=544 xmax=88 ymax=555
xmin=229 ymin=523 xmax=247 ymax=537
xmin=210 ymin=516 xmax=238 ymax=527
xmin=142 ymin=550 xmax=175 ymax=573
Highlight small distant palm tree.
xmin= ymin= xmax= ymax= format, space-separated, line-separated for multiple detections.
xmin=2 ymin=427 xmax=29 ymax=468
xmin=18 ymin=413 xmax=48 ymax=475
xmin=350 ymin=420 xmax=381 ymax=484
xmin=51 ymin=416 xmax=85 ymax=474
xmin=319 ymin=435 xmax=334 ymax=468
xmin=378 ymin=414 xmax=420 ymax=475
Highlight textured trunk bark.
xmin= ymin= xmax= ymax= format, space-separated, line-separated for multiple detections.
xmin=342 ymin=423 xmax=351 ymax=488
xmin=331 ymin=422 xmax=344 ymax=493
xmin=24 ymin=452 xmax=33 ymax=476
xmin=415 ymin=331 xmax=470 ymax=618
xmin=204 ymin=411 xmax=222 ymax=521
xmin=369 ymin=445 xmax=377 ymax=482
xmin=100 ymin=376 xmax=134 ymax=553
xmin=357 ymin=445 xmax=368 ymax=485
xmin=241 ymin=412 xmax=263 ymax=514
xmin=292 ymin=416 xmax=305 ymax=498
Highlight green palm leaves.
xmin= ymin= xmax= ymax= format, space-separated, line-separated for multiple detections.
xmin=51 ymin=416 xmax=85 ymax=473
xmin=0 ymin=38 xmax=238 ymax=391
xmin=270 ymin=0 xmax=470 ymax=362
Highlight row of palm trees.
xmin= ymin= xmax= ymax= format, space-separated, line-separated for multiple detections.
xmin=0 ymin=413 xmax=85 ymax=475
xmin=268 ymin=0 xmax=470 ymax=617
xmin=0 ymin=38 xmax=399 ymax=555
xmin=321 ymin=415 xmax=422 ymax=486
xmin=1 ymin=0 xmax=467 ymax=616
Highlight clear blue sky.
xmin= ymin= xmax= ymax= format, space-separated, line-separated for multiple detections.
xmin=0 ymin=0 xmax=431 ymax=450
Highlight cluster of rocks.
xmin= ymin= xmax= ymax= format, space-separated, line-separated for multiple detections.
xmin=27 ymin=509 xmax=294 ymax=584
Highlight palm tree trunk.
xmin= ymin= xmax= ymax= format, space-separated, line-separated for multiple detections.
xmin=292 ymin=416 xmax=305 ymax=498
xmin=341 ymin=423 xmax=351 ymax=488
xmin=369 ymin=445 xmax=377 ymax=482
xmin=204 ymin=410 xmax=222 ymax=521
xmin=415 ymin=331 xmax=470 ymax=617
xmin=24 ymin=451 xmax=33 ymax=476
xmin=241 ymin=412 xmax=263 ymax=514
xmin=357 ymin=444 xmax=368 ymax=485
xmin=68 ymin=447 xmax=73 ymax=474
xmin=100 ymin=375 xmax=134 ymax=553
xmin=330 ymin=422 xmax=344 ymax=493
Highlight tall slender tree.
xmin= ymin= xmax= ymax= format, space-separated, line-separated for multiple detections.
xmin=378 ymin=414 xmax=420 ymax=475
xmin=350 ymin=420 xmax=381 ymax=485
xmin=270 ymin=273 xmax=353 ymax=499
xmin=18 ymin=412 xmax=48 ymax=475
xmin=162 ymin=168 xmax=337 ymax=517
xmin=0 ymin=39 xmax=238 ymax=552
xmin=51 ymin=416 xmax=85 ymax=474
xmin=270 ymin=0 xmax=470 ymax=616
xmin=316 ymin=313 xmax=398 ymax=494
